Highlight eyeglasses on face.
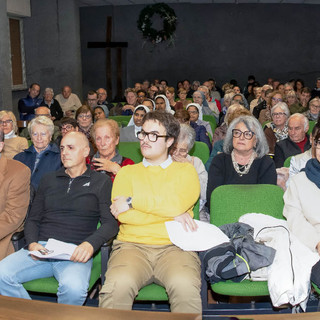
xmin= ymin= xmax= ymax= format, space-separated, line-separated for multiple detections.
xmin=61 ymin=125 xmax=74 ymax=132
xmin=272 ymin=112 xmax=286 ymax=117
xmin=232 ymin=129 xmax=255 ymax=140
xmin=172 ymin=147 xmax=188 ymax=156
xmin=272 ymin=98 xmax=283 ymax=103
xmin=0 ymin=120 xmax=13 ymax=125
xmin=78 ymin=114 xmax=92 ymax=119
xmin=137 ymin=130 xmax=169 ymax=142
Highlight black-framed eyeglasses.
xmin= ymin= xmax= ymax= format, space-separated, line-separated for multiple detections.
xmin=272 ymin=112 xmax=286 ymax=117
xmin=315 ymin=140 xmax=320 ymax=149
xmin=232 ymin=129 xmax=255 ymax=140
xmin=137 ymin=130 xmax=169 ymax=142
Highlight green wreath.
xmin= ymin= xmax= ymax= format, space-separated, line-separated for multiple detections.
xmin=137 ymin=3 xmax=177 ymax=44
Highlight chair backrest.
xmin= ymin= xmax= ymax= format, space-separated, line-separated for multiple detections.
xmin=308 ymin=120 xmax=316 ymax=135
xmin=189 ymin=141 xmax=210 ymax=164
xmin=109 ymin=115 xmax=131 ymax=124
xmin=117 ymin=142 xmax=142 ymax=164
xmin=203 ymin=115 xmax=217 ymax=135
xmin=210 ymin=184 xmax=284 ymax=226
xmin=283 ymin=156 xmax=292 ymax=168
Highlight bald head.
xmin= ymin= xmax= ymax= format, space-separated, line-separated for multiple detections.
xmin=62 ymin=131 xmax=89 ymax=148
xmin=35 ymin=107 xmax=51 ymax=118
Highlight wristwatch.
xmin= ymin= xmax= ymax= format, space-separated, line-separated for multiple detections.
xmin=126 ymin=197 xmax=133 ymax=209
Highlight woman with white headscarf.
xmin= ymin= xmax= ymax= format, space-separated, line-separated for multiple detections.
xmin=192 ymin=90 xmax=215 ymax=118
xmin=120 ymin=105 xmax=150 ymax=142
xmin=154 ymin=95 xmax=175 ymax=114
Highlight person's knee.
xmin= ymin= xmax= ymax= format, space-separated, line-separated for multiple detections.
xmin=58 ymin=277 xmax=88 ymax=305
xmin=0 ymin=261 xmax=16 ymax=285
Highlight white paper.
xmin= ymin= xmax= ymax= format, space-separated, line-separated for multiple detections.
xmin=165 ymin=220 xmax=230 ymax=251
xmin=29 ymin=238 xmax=77 ymax=260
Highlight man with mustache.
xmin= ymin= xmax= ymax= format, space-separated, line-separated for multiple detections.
xmin=99 ymin=111 xmax=202 ymax=314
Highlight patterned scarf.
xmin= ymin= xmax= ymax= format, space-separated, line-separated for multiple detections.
xmin=270 ymin=122 xmax=288 ymax=142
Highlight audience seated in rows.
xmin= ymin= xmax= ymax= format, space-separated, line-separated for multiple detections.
xmin=0 ymin=129 xmax=30 ymax=260
xmin=0 ymin=110 xmax=28 ymax=159
xmin=0 ymin=132 xmax=119 ymax=305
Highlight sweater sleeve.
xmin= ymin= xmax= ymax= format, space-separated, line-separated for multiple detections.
xmin=84 ymin=177 xmax=119 ymax=252
xmin=283 ymin=176 xmax=320 ymax=251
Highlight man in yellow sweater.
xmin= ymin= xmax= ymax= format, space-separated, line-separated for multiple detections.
xmin=99 ymin=111 xmax=201 ymax=313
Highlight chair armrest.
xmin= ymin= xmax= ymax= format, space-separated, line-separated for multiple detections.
xmin=101 ymin=236 xmax=116 ymax=285
xmin=11 ymin=230 xmax=25 ymax=241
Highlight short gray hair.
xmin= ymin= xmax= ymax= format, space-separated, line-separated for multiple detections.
xmin=288 ymin=113 xmax=309 ymax=131
xmin=28 ymin=116 xmax=54 ymax=137
xmin=177 ymin=123 xmax=196 ymax=152
xmin=44 ymin=87 xmax=54 ymax=96
xmin=271 ymin=102 xmax=290 ymax=118
xmin=223 ymin=115 xmax=269 ymax=158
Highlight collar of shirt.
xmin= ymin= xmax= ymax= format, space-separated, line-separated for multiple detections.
xmin=142 ymin=155 xmax=173 ymax=169
xmin=4 ymin=130 xmax=16 ymax=139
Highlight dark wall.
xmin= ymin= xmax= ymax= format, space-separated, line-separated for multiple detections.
xmin=12 ymin=0 xmax=83 ymax=112
xmin=80 ymin=3 xmax=320 ymax=99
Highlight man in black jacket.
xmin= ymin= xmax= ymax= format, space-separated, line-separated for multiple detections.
xmin=0 ymin=132 xmax=118 ymax=305
xmin=274 ymin=114 xmax=310 ymax=168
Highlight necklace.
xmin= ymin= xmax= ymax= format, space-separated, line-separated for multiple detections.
xmin=231 ymin=150 xmax=256 ymax=177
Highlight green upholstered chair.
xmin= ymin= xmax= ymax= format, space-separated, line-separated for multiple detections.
xmin=203 ymin=115 xmax=217 ymax=135
xmin=308 ymin=121 xmax=316 ymax=135
xmin=189 ymin=141 xmax=210 ymax=165
xmin=22 ymin=251 xmax=102 ymax=295
xmin=117 ymin=142 xmax=142 ymax=164
xmin=283 ymin=156 xmax=292 ymax=168
xmin=208 ymin=184 xmax=285 ymax=299
xmin=133 ymin=199 xmax=200 ymax=304
xmin=109 ymin=115 xmax=131 ymax=124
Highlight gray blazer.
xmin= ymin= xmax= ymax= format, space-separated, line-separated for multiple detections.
xmin=120 ymin=126 xmax=139 ymax=142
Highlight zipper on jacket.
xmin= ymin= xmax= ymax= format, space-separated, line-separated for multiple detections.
xmin=67 ymin=178 xmax=74 ymax=194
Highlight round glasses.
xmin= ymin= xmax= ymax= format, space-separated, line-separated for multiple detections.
xmin=137 ymin=130 xmax=169 ymax=142
xmin=232 ymin=129 xmax=255 ymax=140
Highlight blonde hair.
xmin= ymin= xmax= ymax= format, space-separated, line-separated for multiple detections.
xmin=0 ymin=110 xmax=18 ymax=134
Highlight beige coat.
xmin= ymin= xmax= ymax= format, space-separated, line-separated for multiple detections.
xmin=0 ymin=155 xmax=30 ymax=260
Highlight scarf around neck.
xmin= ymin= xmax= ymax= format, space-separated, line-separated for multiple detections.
xmin=304 ymin=158 xmax=320 ymax=189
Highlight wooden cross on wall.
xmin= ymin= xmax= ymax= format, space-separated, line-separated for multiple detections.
xmin=87 ymin=16 xmax=128 ymax=99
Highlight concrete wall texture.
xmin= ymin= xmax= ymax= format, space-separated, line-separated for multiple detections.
xmin=2 ymin=1 xmax=320 ymax=113
xmin=80 ymin=3 xmax=320 ymax=98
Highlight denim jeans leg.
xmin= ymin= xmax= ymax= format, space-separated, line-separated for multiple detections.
xmin=0 ymin=245 xmax=54 ymax=299
xmin=53 ymin=258 xmax=93 ymax=305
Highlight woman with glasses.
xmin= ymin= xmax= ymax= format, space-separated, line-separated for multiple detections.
xmin=258 ymin=91 xmax=284 ymax=125
xmin=206 ymin=115 xmax=276 ymax=208
xmin=89 ymin=119 xmax=134 ymax=182
xmin=283 ymin=127 xmax=320 ymax=260
xmin=14 ymin=116 xmax=62 ymax=190
xmin=303 ymin=98 xmax=320 ymax=121
xmin=264 ymin=102 xmax=290 ymax=156
xmin=171 ymin=124 xmax=208 ymax=214
xmin=0 ymin=111 xmax=28 ymax=159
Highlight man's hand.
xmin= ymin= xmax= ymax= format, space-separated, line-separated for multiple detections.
xmin=93 ymin=158 xmax=121 ymax=175
xmin=174 ymin=213 xmax=198 ymax=232
xmin=70 ymin=241 xmax=94 ymax=263
xmin=110 ymin=196 xmax=130 ymax=219
xmin=28 ymin=242 xmax=47 ymax=260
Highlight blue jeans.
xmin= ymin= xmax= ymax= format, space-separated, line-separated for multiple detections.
xmin=0 ymin=242 xmax=93 ymax=305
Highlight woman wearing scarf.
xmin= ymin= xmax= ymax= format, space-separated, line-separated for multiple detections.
xmin=0 ymin=111 xmax=28 ymax=159
xmin=120 ymin=105 xmax=150 ymax=142
xmin=283 ymin=128 xmax=320 ymax=256
xmin=154 ymin=94 xmax=175 ymax=114
xmin=264 ymin=102 xmax=290 ymax=156
xmin=303 ymin=98 xmax=320 ymax=121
